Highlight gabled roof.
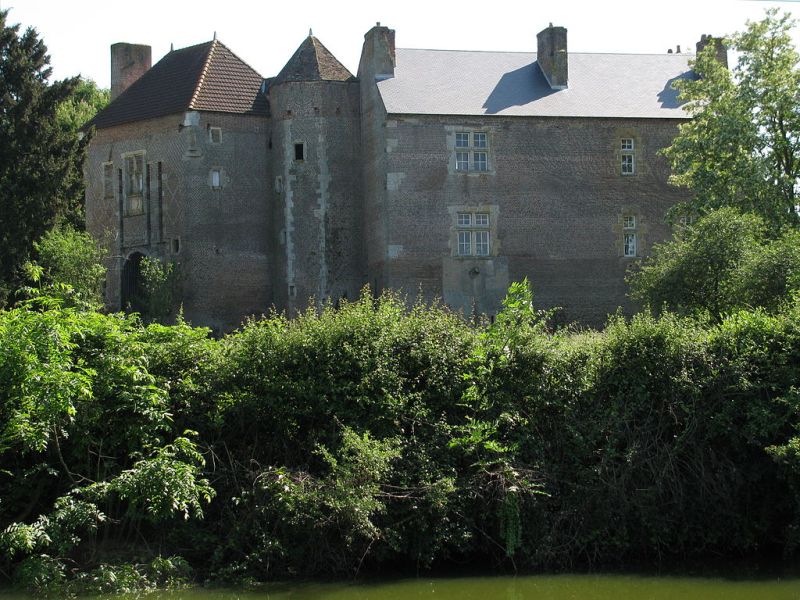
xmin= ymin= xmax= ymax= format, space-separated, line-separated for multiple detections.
xmin=377 ymin=48 xmax=694 ymax=119
xmin=272 ymin=36 xmax=355 ymax=85
xmin=89 ymin=40 xmax=268 ymax=129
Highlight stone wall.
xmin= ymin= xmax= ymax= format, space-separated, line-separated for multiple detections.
xmin=268 ymin=79 xmax=363 ymax=313
xmin=86 ymin=111 xmax=271 ymax=333
xmin=372 ymin=113 xmax=689 ymax=325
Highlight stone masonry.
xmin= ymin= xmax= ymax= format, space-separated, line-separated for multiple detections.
xmin=85 ymin=24 xmax=717 ymax=331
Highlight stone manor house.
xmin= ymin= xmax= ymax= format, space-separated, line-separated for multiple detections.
xmin=85 ymin=23 xmax=721 ymax=332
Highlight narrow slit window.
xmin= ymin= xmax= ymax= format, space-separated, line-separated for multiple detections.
xmin=211 ymin=169 xmax=221 ymax=189
xmin=294 ymin=143 xmax=304 ymax=161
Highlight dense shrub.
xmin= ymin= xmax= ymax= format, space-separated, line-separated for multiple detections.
xmin=2 ymin=286 xmax=800 ymax=591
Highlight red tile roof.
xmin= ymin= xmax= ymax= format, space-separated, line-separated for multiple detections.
xmin=89 ymin=40 xmax=268 ymax=129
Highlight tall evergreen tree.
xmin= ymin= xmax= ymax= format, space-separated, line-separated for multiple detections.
xmin=0 ymin=9 xmax=88 ymax=295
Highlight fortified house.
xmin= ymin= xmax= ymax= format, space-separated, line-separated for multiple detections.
xmin=85 ymin=24 xmax=724 ymax=331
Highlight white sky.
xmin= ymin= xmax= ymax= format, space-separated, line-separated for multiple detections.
xmin=3 ymin=0 xmax=800 ymax=88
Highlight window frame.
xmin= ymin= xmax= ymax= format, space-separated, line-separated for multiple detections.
xmin=453 ymin=130 xmax=491 ymax=174
xmin=122 ymin=152 xmax=145 ymax=215
xmin=624 ymin=232 xmax=637 ymax=257
xmin=208 ymin=126 xmax=222 ymax=144
xmin=456 ymin=210 xmax=491 ymax=257
xmin=621 ymin=138 xmax=635 ymax=176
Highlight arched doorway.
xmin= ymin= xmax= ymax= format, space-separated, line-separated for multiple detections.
xmin=121 ymin=252 xmax=145 ymax=314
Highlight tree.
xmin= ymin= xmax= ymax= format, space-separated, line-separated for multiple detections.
xmin=663 ymin=9 xmax=800 ymax=228
xmin=56 ymin=77 xmax=109 ymax=133
xmin=22 ymin=224 xmax=107 ymax=309
xmin=627 ymin=208 xmax=800 ymax=316
xmin=0 ymin=10 xmax=89 ymax=295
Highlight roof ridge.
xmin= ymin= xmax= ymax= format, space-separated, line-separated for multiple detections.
xmin=397 ymin=47 xmax=695 ymax=57
xmin=189 ymin=39 xmax=217 ymax=110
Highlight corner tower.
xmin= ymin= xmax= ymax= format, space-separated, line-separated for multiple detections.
xmin=268 ymin=35 xmax=363 ymax=312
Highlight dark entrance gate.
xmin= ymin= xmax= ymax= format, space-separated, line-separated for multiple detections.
xmin=121 ymin=252 xmax=145 ymax=314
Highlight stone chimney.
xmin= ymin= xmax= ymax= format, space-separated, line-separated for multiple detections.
xmin=358 ymin=23 xmax=395 ymax=81
xmin=537 ymin=24 xmax=568 ymax=89
xmin=111 ymin=43 xmax=152 ymax=101
xmin=696 ymin=34 xmax=728 ymax=69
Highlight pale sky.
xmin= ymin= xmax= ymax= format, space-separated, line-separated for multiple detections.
xmin=3 ymin=0 xmax=800 ymax=88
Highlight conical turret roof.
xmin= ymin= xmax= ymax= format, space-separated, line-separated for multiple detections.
xmin=273 ymin=36 xmax=355 ymax=85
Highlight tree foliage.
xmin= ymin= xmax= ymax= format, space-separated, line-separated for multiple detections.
xmin=664 ymin=9 xmax=800 ymax=227
xmin=627 ymin=208 xmax=800 ymax=316
xmin=0 ymin=10 xmax=90 ymax=294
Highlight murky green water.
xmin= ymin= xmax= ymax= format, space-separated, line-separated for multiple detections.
xmin=6 ymin=573 xmax=799 ymax=600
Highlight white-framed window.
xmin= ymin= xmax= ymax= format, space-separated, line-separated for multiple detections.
xmin=456 ymin=211 xmax=491 ymax=256
xmin=123 ymin=152 xmax=144 ymax=215
xmin=678 ymin=215 xmax=695 ymax=227
xmin=623 ymin=215 xmax=636 ymax=229
xmin=624 ymin=232 xmax=637 ymax=257
xmin=621 ymin=138 xmax=635 ymax=175
xmin=454 ymin=131 xmax=490 ymax=172
xmin=210 ymin=168 xmax=221 ymax=189
xmin=209 ymin=126 xmax=222 ymax=144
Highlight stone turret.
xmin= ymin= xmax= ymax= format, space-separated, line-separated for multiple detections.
xmin=537 ymin=24 xmax=568 ymax=89
xmin=269 ymin=35 xmax=362 ymax=313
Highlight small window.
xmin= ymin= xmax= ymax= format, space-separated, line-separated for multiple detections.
xmin=621 ymin=138 xmax=635 ymax=175
xmin=623 ymin=215 xmax=636 ymax=229
xmin=678 ymin=215 xmax=695 ymax=227
xmin=124 ymin=154 xmax=144 ymax=196
xmin=103 ymin=163 xmax=114 ymax=199
xmin=624 ymin=233 xmax=637 ymax=257
xmin=455 ymin=210 xmax=492 ymax=257
xmin=294 ymin=143 xmax=305 ymax=161
xmin=452 ymin=130 xmax=491 ymax=173
xmin=209 ymin=127 xmax=222 ymax=144
xmin=172 ymin=238 xmax=180 ymax=254
xmin=458 ymin=230 xmax=472 ymax=256
xmin=475 ymin=230 xmax=490 ymax=256
xmin=211 ymin=169 xmax=221 ymax=189
xmin=621 ymin=154 xmax=634 ymax=175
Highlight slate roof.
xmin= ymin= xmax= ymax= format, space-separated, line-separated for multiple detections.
xmin=272 ymin=36 xmax=355 ymax=85
xmin=89 ymin=40 xmax=268 ymax=129
xmin=377 ymin=49 xmax=694 ymax=119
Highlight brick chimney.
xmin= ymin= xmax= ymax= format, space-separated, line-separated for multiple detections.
xmin=111 ymin=43 xmax=151 ymax=101
xmin=696 ymin=34 xmax=728 ymax=69
xmin=537 ymin=24 xmax=568 ymax=89
xmin=358 ymin=23 xmax=395 ymax=81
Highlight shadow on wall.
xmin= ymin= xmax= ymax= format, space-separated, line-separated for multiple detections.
xmin=482 ymin=62 xmax=557 ymax=115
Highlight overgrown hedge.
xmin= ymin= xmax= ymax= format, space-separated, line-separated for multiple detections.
xmin=2 ymin=286 xmax=800 ymax=593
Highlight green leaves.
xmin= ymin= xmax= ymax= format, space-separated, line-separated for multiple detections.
xmin=664 ymin=9 xmax=800 ymax=227
xmin=628 ymin=208 xmax=800 ymax=317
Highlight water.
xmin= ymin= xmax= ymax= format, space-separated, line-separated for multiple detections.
xmin=5 ymin=573 xmax=798 ymax=600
